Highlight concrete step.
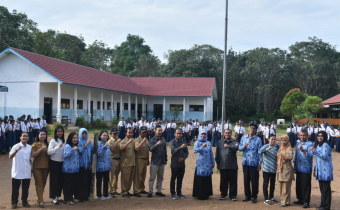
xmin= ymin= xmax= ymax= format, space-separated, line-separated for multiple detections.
xmin=68 ymin=126 xmax=80 ymax=131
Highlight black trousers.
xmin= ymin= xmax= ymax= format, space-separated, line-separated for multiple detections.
xmin=170 ymin=167 xmax=185 ymax=195
xmin=237 ymin=134 xmax=243 ymax=143
xmin=319 ymin=181 xmax=331 ymax=210
xmin=11 ymin=178 xmax=30 ymax=204
xmin=96 ymin=171 xmax=109 ymax=197
xmin=220 ymin=169 xmax=237 ymax=198
xmin=243 ymin=165 xmax=259 ymax=199
xmin=296 ymin=171 xmax=311 ymax=203
xmin=75 ymin=167 xmax=91 ymax=200
xmin=49 ymin=160 xmax=64 ymax=199
xmin=263 ymin=172 xmax=276 ymax=200
xmin=63 ymin=173 xmax=77 ymax=202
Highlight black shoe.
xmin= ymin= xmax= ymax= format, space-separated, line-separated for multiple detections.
xmin=122 ymin=194 xmax=131 ymax=198
xmin=133 ymin=193 xmax=141 ymax=197
xmin=11 ymin=204 xmax=17 ymax=209
xmin=114 ymin=192 xmax=121 ymax=196
xmin=147 ymin=193 xmax=153 ymax=198
xmin=302 ymin=203 xmax=309 ymax=208
xmin=293 ymin=200 xmax=303 ymax=205
xmin=22 ymin=202 xmax=31 ymax=208
xmin=280 ymin=203 xmax=288 ymax=207
xmin=155 ymin=192 xmax=166 ymax=197
xmin=251 ymin=198 xmax=257 ymax=203
xmin=219 ymin=195 xmax=228 ymax=200
xmin=242 ymin=197 xmax=251 ymax=202
xmin=38 ymin=204 xmax=44 ymax=208
xmin=139 ymin=191 xmax=148 ymax=194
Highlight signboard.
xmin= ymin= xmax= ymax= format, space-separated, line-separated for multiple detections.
xmin=0 ymin=86 xmax=8 ymax=92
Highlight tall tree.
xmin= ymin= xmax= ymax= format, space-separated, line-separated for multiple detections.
xmin=280 ymin=88 xmax=306 ymax=121
xmin=0 ymin=6 xmax=39 ymax=52
xmin=111 ymin=34 xmax=152 ymax=76
xmin=81 ymin=40 xmax=113 ymax=72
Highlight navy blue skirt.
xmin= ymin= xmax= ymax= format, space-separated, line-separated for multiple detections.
xmin=28 ymin=131 xmax=34 ymax=145
xmin=335 ymin=137 xmax=340 ymax=152
xmin=0 ymin=132 xmax=6 ymax=151
xmin=167 ymin=128 xmax=174 ymax=142
xmin=311 ymin=133 xmax=316 ymax=142
xmin=118 ymin=127 xmax=126 ymax=140
xmin=134 ymin=127 xmax=139 ymax=138
xmin=7 ymin=131 xmax=16 ymax=147
xmin=212 ymin=131 xmax=219 ymax=147
xmin=288 ymin=133 xmax=296 ymax=148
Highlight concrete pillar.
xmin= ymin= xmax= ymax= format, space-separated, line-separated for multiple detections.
xmin=111 ymin=94 xmax=114 ymax=120
xmin=183 ymin=97 xmax=186 ymax=121
xmin=142 ymin=97 xmax=146 ymax=118
xmin=87 ymin=91 xmax=91 ymax=122
xmin=203 ymin=98 xmax=207 ymax=121
xmin=120 ymin=94 xmax=123 ymax=118
xmin=135 ymin=96 xmax=138 ymax=119
xmin=100 ymin=92 xmax=104 ymax=120
xmin=128 ymin=95 xmax=131 ymax=118
xmin=73 ymin=87 xmax=78 ymax=123
xmin=56 ymin=83 xmax=62 ymax=123
xmin=163 ymin=97 xmax=166 ymax=120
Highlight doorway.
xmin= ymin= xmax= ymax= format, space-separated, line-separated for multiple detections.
xmin=44 ymin=97 xmax=52 ymax=124
xmin=90 ymin=101 xmax=93 ymax=122
xmin=117 ymin=103 xmax=120 ymax=119
xmin=154 ymin=104 xmax=163 ymax=120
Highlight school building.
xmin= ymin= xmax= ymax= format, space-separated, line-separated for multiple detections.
xmin=0 ymin=47 xmax=217 ymax=124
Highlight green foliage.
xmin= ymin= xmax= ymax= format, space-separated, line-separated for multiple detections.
xmin=0 ymin=6 xmax=39 ymax=52
xmin=111 ymin=118 xmax=119 ymax=127
xmin=280 ymin=88 xmax=306 ymax=120
xmin=170 ymin=106 xmax=183 ymax=121
xmin=75 ymin=116 xmax=86 ymax=127
xmin=46 ymin=125 xmax=53 ymax=136
xmin=302 ymin=96 xmax=323 ymax=117
xmin=81 ymin=40 xmax=113 ymax=72
xmin=92 ymin=119 xmax=108 ymax=128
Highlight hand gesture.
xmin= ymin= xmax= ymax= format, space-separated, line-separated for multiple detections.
xmin=257 ymin=165 xmax=261 ymax=171
xmin=310 ymin=146 xmax=316 ymax=152
xmin=202 ymin=143 xmax=207 ymax=148
xmin=244 ymin=143 xmax=249 ymax=148
xmin=41 ymin=145 xmax=47 ymax=150
xmin=157 ymin=140 xmax=162 ymax=145
xmin=224 ymin=143 xmax=229 ymax=148
xmin=104 ymin=142 xmax=109 ymax=147
xmin=86 ymin=139 xmax=91 ymax=145
xmin=17 ymin=146 xmax=22 ymax=151
xmin=180 ymin=144 xmax=186 ymax=149
xmin=298 ymin=145 xmax=303 ymax=151
xmin=211 ymin=165 xmax=214 ymax=168
xmin=59 ymin=143 xmax=63 ymax=147
xmin=143 ymin=137 xmax=148 ymax=142
xmin=266 ymin=146 xmax=272 ymax=151
xmin=73 ymin=146 xmax=78 ymax=150
xmin=178 ymin=158 xmax=184 ymax=163
xmin=117 ymin=138 xmax=122 ymax=143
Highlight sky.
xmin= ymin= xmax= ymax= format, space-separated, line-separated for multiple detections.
xmin=3 ymin=0 xmax=340 ymax=62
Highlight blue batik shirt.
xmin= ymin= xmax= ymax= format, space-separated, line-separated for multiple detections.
xmin=239 ymin=135 xmax=263 ymax=167
xmin=96 ymin=140 xmax=112 ymax=172
xmin=62 ymin=144 xmax=80 ymax=173
xmin=193 ymin=140 xmax=215 ymax=177
xmin=313 ymin=142 xmax=333 ymax=181
xmin=293 ymin=140 xmax=313 ymax=173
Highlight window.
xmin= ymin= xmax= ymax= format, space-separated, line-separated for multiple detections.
xmin=170 ymin=104 xmax=183 ymax=111
xmin=107 ymin=102 xmax=112 ymax=110
xmin=97 ymin=101 xmax=105 ymax=110
xmin=124 ymin=103 xmax=135 ymax=110
xmin=189 ymin=105 xmax=204 ymax=112
xmin=73 ymin=100 xmax=83 ymax=109
xmin=61 ymin=99 xmax=70 ymax=109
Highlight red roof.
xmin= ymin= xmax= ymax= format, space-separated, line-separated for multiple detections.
xmin=322 ymin=94 xmax=340 ymax=104
xmin=7 ymin=47 xmax=215 ymax=97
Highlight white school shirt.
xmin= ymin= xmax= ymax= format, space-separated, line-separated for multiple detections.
xmin=161 ymin=124 xmax=166 ymax=132
xmin=8 ymin=124 xmax=14 ymax=132
xmin=307 ymin=127 xmax=314 ymax=135
xmin=21 ymin=123 xmax=29 ymax=132
xmin=237 ymin=126 xmax=245 ymax=134
xmin=212 ymin=126 xmax=220 ymax=133
xmin=336 ymin=130 xmax=340 ymax=136
xmin=16 ymin=122 xmax=21 ymax=130
xmin=330 ymin=130 xmax=336 ymax=137
xmin=224 ymin=123 xmax=232 ymax=130
xmin=10 ymin=142 xmax=32 ymax=179
xmin=118 ymin=121 xmax=126 ymax=128
xmin=234 ymin=125 xmax=239 ymax=133
xmin=286 ymin=127 xmax=296 ymax=133
xmin=314 ymin=128 xmax=321 ymax=134
xmin=47 ymin=139 xmax=65 ymax=162
xmin=193 ymin=122 xmax=200 ymax=128
xmin=321 ymin=124 xmax=325 ymax=129
xmin=34 ymin=122 xmax=41 ymax=129
xmin=127 ymin=123 xmax=132 ymax=128
xmin=40 ymin=119 xmax=47 ymax=128
xmin=264 ymin=128 xmax=275 ymax=139
xmin=171 ymin=123 xmax=177 ymax=129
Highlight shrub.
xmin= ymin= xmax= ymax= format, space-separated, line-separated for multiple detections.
xmin=76 ymin=116 xmax=86 ymax=127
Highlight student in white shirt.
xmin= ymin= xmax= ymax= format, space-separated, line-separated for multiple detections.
xmin=271 ymin=121 xmax=276 ymax=136
xmin=212 ymin=122 xmax=220 ymax=147
xmin=236 ymin=123 xmax=245 ymax=143
xmin=234 ymin=122 xmax=239 ymax=138
xmin=34 ymin=118 xmax=42 ymax=138
xmin=286 ymin=124 xmax=296 ymax=148
xmin=224 ymin=119 xmax=232 ymax=130
xmin=9 ymin=132 xmax=32 ymax=209
xmin=193 ymin=119 xmax=200 ymax=140
xmin=263 ymin=124 xmax=275 ymax=145
xmin=47 ymin=125 xmax=65 ymax=204
xmin=118 ymin=117 xmax=126 ymax=140
xmin=40 ymin=115 xmax=47 ymax=130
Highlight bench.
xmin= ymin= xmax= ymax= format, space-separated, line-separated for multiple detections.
xmin=52 ymin=116 xmax=71 ymax=124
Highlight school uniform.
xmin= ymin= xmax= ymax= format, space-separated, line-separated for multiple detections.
xmin=224 ymin=123 xmax=232 ymax=131
xmin=134 ymin=135 xmax=149 ymax=193
xmin=293 ymin=140 xmax=313 ymax=205
xmin=193 ymin=122 xmax=200 ymax=137
xmin=10 ymin=142 xmax=32 ymax=205
xmin=62 ymin=144 xmax=79 ymax=202
xmin=26 ymin=122 xmax=34 ymax=144
xmin=207 ymin=123 xmax=212 ymax=141
xmin=2 ymin=123 xmax=9 ymax=149
xmin=286 ymin=127 xmax=296 ymax=148
xmin=187 ymin=124 xmax=193 ymax=142
xmin=119 ymin=137 xmax=137 ymax=196
xmin=161 ymin=124 xmax=167 ymax=139
xmin=335 ymin=130 xmax=340 ymax=152
xmin=15 ymin=121 xmax=21 ymax=144
xmin=181 ymin=126 xmax=187 ymax=143
xmin=0 ymin=123 xmax=6 ymax=151
xmin=271 ymin=124 xmax=276 ymax=136
xmin=212 ymin=125 xmax=220 ymax=147
xmin=118 ymin=121 xmax=126 ymax=140
xmin=96 ymin=140 xmax=112 ymax=198
xmin=47 ymin=138 xmax=65 ymax=199
xmin=329 ymin=129 xmax=336 ymax=149
xmin=34 ymin=121 xmax=42 ymax=139
xmin=236 ymin=126 xmax=245 ymax=143
xmin=8 ymin=123 xmax=16 ymax=148
xmin=314 ymin=128 xmax=321 ymax=147
xmin=263 ymin=128 xmax=275 ymax=145
xmin=40 ymin=119 xmax=47 ymax=130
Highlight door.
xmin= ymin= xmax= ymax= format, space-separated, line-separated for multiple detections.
xmin=154 ymin=104 xmax=163 ymax=120
xmin=44 ymin=97 xmax=52 ymax=124
xmin=117 ymin=103 xmax=120 ymax=119
xmin=138 ymin=104 xmax=142 ymax=118
xmin=90 ymin=101 xmax=93 ymax=123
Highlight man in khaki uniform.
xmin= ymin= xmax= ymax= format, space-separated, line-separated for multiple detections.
xmin=119 ymin=127 xmax=139 ymax=198
xmin=108 ymin=127 xmax=122 ymax=197
xmin=134 ymin=126 xmax=149 ymax=194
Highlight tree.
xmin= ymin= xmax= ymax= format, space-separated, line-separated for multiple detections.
xmin=280 ymin=88 xmax=306 ymax=121
xmin=169 ymin=106 xmax=183 ymax=121
xmin=81 ymin=40 xmax=113 ymax=72
xmin=111 ymin=34 xmax=153 ymax=76
xmin=302 ymin=96 xmax=323 ymax=118
xmin=0 ymin=6 xmax=39 ymax=52
xmin=134 ymin=54 xmax=161 ymax=77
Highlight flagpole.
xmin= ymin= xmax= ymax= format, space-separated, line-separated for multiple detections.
xmin=221 ymin=0 xmax=228 ymax=140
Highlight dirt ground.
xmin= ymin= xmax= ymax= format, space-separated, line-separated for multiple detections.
xmin=0 ymin=133 xmax=340 ymax=210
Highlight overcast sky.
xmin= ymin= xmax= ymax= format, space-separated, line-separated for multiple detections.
xmin=3 ymin=0 xmax=340 ymax=62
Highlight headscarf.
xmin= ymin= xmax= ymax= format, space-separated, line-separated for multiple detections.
xmin=277 ymin=135 xmax=291 ymax=173
xmin=79 ymin=128 xmax=93 ymax=169
xmin=317 ymin=131 xmax=328 ymax=147
xmin=197 ymin=129 xmax=207 ymax=142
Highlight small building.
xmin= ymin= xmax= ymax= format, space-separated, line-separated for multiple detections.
xmin=0 ymin=47 xmax=217 ymax=123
